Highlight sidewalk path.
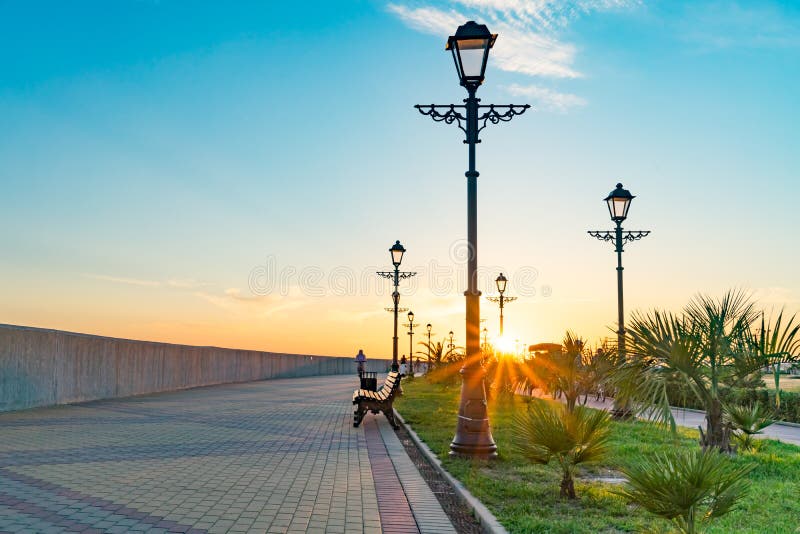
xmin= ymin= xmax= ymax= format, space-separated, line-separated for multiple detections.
xmin=531 ymin=391 xmax=800 ymax=446
xmin=0 ymin=375 xmax=455 ymax=533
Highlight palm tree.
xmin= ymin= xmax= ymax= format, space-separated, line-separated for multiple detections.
xmin=753 ymin=310 xmax=800 ymax=409
xmin=613 ymin=290 xmax=767 ymax=451
xmin=512 ymin=400 xmax=610 ymax=499
xmin=616 ymin=448 xmax=754 ymax=534
xmin=416 ymin=339 xmax=444 ymax=369
xmin=532 ymin=332 xmax=594 ymax=412
xmin=417 ymin=339 xmax=465 ymax=385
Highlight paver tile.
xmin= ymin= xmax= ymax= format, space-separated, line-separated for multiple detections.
xmin=0 ymin=375 xmax=460 ymax=534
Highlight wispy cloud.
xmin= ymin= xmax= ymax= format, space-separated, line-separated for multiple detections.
xmin=85 ymin=274 xmax=161 ymax=287
xmin=388 ymin=3 xmax=581 ymax=78
xmin=388 ymin=1 xmax=640 ymax=108
xmin=167 ymin=278 xmax=213 ymax=289
xmin=454 ymin=0 xmax=638 ymax=30
xmin=86 ymin=274 xmax=213 ymax=289
xmin=503 ymin=82 xmax=586 ymax=111
xmin=193 ymin=287 xmax=309 ymax=317
xmin=388 ymin=1 xmax=639 ymax=77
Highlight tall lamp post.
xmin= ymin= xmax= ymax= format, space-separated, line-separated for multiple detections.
xmin=403 ymin=311 xmax=419 ymax=375
xmin=426 ymin=323 xmax=434 ymax=369
xmin=415 ymin=21 xmax=529 ymax=459
xmin=448 ymin=330 xmax=455 ymax=356
xmin=588 ymin=183 xmax=650 ymax=415
xmin=377 ymin=241 xmax=417 ymax=371
xmin=487 ymin=273 xmax=517 ymax=336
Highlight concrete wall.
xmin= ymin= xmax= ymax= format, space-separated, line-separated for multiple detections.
xmin=0 ymin=324 xmax=392 ymax=412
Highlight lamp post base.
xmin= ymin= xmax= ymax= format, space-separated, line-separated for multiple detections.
xmin=449 ymin=366 xmax=497 ymax=459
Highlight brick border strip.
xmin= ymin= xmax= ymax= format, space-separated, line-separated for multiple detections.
xmin=363 ymin=416 xmax=420 ymax=533
xmin=393 ymin=410 xmax=510 ymax=534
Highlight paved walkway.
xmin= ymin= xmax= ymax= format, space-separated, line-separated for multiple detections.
xmin=0 ymin=375 xmax=456 ymax=533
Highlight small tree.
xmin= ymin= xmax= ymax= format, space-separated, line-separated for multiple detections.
xmin=753 ymin=310 xmax=800 ymax=410
xmin=418 ymin=339 xmax=465 ymax=386
xmin=725 ymin=402 xmax=773 ymax=451
xmin=512 ymin=400 xmax=610 ymax=499
xmin=616 ymin=449 xmax=754 ymax=534
xmin=614 ymin=291 xmax=767 ymax=451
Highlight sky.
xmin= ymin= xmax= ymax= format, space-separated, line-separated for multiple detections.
xmin=1 ymin=0 xmax=798 ymax=359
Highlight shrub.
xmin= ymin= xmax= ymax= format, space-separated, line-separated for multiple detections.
xmin=616 ymin=448 xmax=754 ymax=534
xmin=512 ymin=400 xmax=611 ymax=499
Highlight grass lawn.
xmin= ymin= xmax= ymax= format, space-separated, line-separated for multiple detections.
xmin=395 ymin=378 xmax=800 ymax=533
xmin=761 ymin=373 xmax=800 ymax=393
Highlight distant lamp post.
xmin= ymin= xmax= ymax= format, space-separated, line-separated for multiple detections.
xmin=404 ymin=311 xmax=419 ymax=375
xmin=448 ymin=331 xmax=455 ymax=357
xmin=426 ymin=323 xmax=433 ymax=369
xmin=487 ymin=273 xmax=517 ymax=336
xmin=416 ymin=20 xmax=529 ymax=459
xmin=589 ymin=183 xmax=650 ymax=417
xmin=377 ymin=241 xmax=417 ymax=371
xmin=588 ymin=184 xmax=651 ymax=357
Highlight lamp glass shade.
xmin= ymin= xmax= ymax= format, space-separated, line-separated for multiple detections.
xmin=604 ymin=183 xmax=635 ymax=222
xmin=408 ymin=311 xmax=414 ymax=322
xmin=456 ymin=38 xmax=489 ymax=78
xmin=495 ymin=273 xmax=508 ymax=294
xmin=446 ymin=21 xmax=496 ymax=87
xmin=390 ymin=240 xmax=406 ymax=266
xmin=426 ymin=323 xmax=432 ymax=332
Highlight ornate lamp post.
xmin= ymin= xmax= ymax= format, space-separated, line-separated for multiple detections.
xmin=403 ymin=311 xmax=419 ymax=375
xmin=588 ymin=184 xmax=650 ymax=357
xmin=487 ymin=273 xmax=517 ymax=337
xmin=448 ymin=330 xmax=455 ymax=356
xmin=588 ymin=183 xmax=650 ymax=416
xmin=377 ymin=241 xmax=417 ymax=371
xmin=415 ymin=21 xmax=529 ymax=459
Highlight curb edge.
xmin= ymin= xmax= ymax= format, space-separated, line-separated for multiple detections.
xmin=394 ymin=410 xmax=510 ymax=534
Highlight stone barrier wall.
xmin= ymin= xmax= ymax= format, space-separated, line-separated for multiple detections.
xmin=0 ymin=324 xmax=392 ymax=412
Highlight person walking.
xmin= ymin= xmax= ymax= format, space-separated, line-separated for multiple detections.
xmin=399 ymin=354 xmax=408 ymax=377
xmin=355 ymin=349 xmax=367 ymax=378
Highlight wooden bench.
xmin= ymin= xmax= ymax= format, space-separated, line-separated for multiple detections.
xmin=352 ymin=371 xmax=402 ymax=429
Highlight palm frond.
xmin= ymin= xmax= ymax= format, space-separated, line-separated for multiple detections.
xmin=615 ymin=448 xmax=754 ymax=533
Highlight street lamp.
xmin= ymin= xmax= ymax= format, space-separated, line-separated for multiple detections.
xmin=403 ymin=311 xmax=419 ymax=376
xmin=487 ymin=273 xmax=517 ymax=336
xmin=588 ymin=183 xmax=650 ymax=415
xmin=377 ymin=241 xmax=417 ymax=372
xmin=416 ymin=21 xmax=529 ymax=459
xmin=448 ymin=330 xmax=455 ymax=357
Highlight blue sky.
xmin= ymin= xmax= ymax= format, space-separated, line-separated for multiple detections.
xmin=1 ymin=1 xmax=798 ymax=356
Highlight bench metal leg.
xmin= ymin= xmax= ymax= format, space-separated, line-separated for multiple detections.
xmin=383 ymin=407 xmax=399 ymax=430
xmin=353 ymin=404 xmax=367 ymax=427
